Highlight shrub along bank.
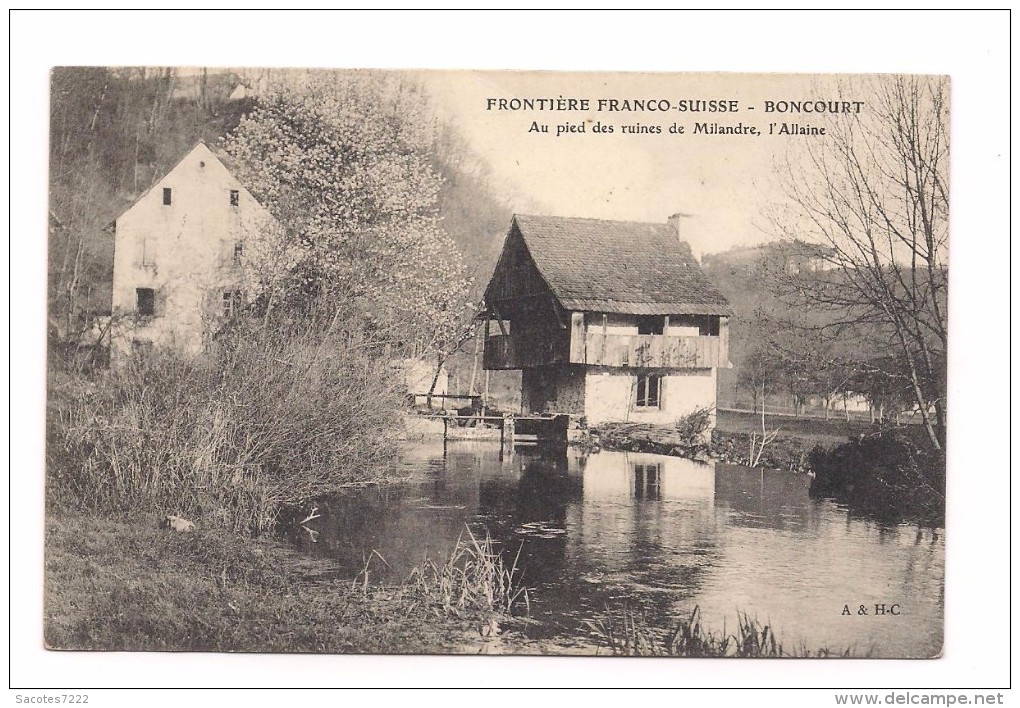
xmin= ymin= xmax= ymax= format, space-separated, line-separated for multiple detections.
xmin=809 ymin=430 xmax=945 ymax=526
xmin=47 ymin=315 xmax=404 ymax=535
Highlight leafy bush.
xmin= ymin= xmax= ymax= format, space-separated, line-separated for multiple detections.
xmin=673 ymin=405 xmax=715 ymax=444
xmin=47 ymin=313 xmax=404 ymax=534
xmin=809 ymin=431 xmax=945 ymax=525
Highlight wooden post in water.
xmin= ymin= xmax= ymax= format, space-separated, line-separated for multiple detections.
xmin=507 ymin=416 xmax=515 ymax=459
xmin=499 ymin=417 xmax=506 ymax=461
xmin=442 ymin=416 xmax=448 ymax=456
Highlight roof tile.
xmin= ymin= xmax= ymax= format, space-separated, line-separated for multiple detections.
xmin=512 ymin=214 xmax=731 ymax=316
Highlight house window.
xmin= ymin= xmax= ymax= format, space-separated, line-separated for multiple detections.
xmin=222 ymin=290 xmax=242 ymax=318
xmin=229 ymin=189 xmax=239 ymax=207
xmin=672 ymin=315 xmax=720 ymax=336
xmin=162 ymin=188 xmax=172 ymax=206
xmin=635 ymin=374 xmax=662 ymax=408
xmin=136 ymin=287 xmax=155 ymax=316
xmin=637 ymin=315 xmax=665 ymax=335
xmin=233 ymin=242 xmax=243 ymax=265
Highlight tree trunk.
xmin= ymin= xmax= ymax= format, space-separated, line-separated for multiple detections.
xmin=468 ymin=329 xmax=481 ymax=396
xmin=426 ymin=355 xmax=443 ymax=410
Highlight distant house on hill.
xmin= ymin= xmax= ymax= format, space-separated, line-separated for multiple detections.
xmin=109 ymin=141 xmax=280 ymax=360
xmin=169 ymin=71 xmax=249 ymax=106
xmin=228 ymin=82 xmax=256 ymax=101
xmin=481 ymin=214 xmax=732 ymax=427
xmin=702 ymin=240 xmax=836 ymax=277
xmin=391 ymin=359 xmax=450 ymax=409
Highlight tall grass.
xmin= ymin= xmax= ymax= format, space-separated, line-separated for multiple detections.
xmin=405 ymin=528 xmax=529 ymax=618
xmin=583 ymin=605 xmax=857 ymax=657
xmin=47 ymin=313 xmax=404 ymax=534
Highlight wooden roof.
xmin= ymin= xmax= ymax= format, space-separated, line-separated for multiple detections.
xmin=504 ymin=214 xmax=732 ymax=316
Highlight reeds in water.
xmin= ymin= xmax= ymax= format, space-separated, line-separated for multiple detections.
xmin=405 ymin=527 xmax=529 ymax=618
xmin=583 ymin=605 xmax=856 ymax=657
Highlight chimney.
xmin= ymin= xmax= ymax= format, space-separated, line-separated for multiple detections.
xmin=667 ymin=212 xmax=695 ymax=260
xmin=667 ymin=212 xmax=682 ymax=239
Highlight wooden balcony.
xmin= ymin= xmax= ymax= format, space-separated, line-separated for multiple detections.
xmin=485 ymin=331 xmax=726 ymax=370
xmin=578 ymin=332 xmax=724 ymax=369
xmin=483 ymin=334 xmax=568 ymax=370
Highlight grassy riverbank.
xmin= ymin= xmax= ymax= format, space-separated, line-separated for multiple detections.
xmin=44 ymin=513 xmax=521 ymax=653
xmin=716 ymin=409 xmax=875 ymax=446
xmin=589 ymin=409 xmax=863 ymax=472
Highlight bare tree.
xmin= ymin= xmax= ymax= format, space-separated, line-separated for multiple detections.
xmin=774 ymin=75 xmax=949 ymax=451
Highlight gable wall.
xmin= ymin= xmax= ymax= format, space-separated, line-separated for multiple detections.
xmin=110 ymin=144 xmax=278 ymax=356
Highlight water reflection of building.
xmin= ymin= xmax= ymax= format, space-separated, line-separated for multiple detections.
xmin=478 ymin=445 xmax=583 ymax=530
xmin=578 ymin=450 xmax=715 ymax=503
xmin=632 ymin=462 xmax=661 ymax=500
xmin=563 ymin=451 xmax=722 ymax=612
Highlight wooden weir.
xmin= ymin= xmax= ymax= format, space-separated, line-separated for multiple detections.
xmin=422 ymin=413 xmax=571 ymax=459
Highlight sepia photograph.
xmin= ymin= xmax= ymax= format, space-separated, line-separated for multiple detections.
xmin=9 ymin=8 xmax=1011 ymax=697
xmin=43 ymin=66 xmax=946 ymax=658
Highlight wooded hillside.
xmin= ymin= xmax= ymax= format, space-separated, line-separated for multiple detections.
xmin=48 ymin=67 xmax=512 ymax=340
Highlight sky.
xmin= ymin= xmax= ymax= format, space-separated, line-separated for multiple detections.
xmin=423 ymin=70 xmax=857 ymax=257
xmin=182 ymin=66 xmax=861 ymax=258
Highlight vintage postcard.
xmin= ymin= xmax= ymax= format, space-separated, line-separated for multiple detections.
xmin=44 ymin=67 xmax=947 ymax=660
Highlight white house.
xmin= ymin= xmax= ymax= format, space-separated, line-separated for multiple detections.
xmin=391 ymin=358 xmax=450 ymax=408
xmin=109 ymin=141 xmax=280 ymax=359
xmin=481 ymin=214 xmax=732 ymax=428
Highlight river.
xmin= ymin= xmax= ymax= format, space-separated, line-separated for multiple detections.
xmin=284 ymin=440 xmax=944 ymax=657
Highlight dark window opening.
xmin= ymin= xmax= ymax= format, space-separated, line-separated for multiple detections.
xmin=162 ymin=188 xmax=172 ymax=206
xmin=233 ymin=242 xmax=243 ymax=265
xmin=633 ymin=463 xmax=662 ymax=500
xmin=136 ymin=287 xmax=155 ymax=316
xmin=223 ymin=290 xmax=243 ymax=318
xmin=637 ymin=315 xmax=665 ymax=335
xmin=229 ymin=189 xmax=239 ymax=207
xmin=635 ymin=374 xmax=662 ymax=408
xmin=671 ymin=314 xmax=720 ymax=336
